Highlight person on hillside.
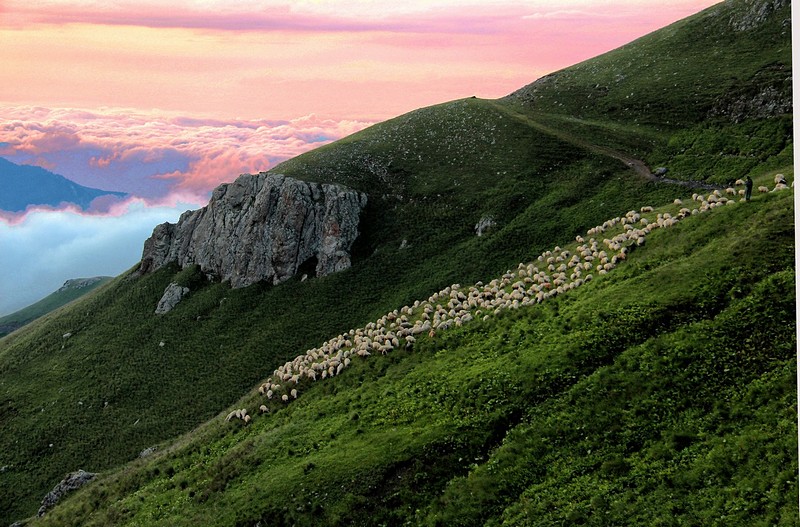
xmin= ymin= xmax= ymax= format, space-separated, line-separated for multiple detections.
xmin=744 ymin=176 xmax=753 ymax=201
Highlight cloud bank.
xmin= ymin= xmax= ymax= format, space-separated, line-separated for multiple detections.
xmin=0 ymin=106 xmax=374 ymax=201
xmin=0 ymin=198 xmax=198 ymax=316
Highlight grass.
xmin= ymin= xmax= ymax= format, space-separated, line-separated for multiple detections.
xmin=0 ymin=0 xmax=794 ymax=522
xmin=29 ymin=183 xmax=796 ymax=527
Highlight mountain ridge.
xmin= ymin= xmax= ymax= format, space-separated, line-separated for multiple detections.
xmin=0 ymin=157 xmax=127 ymax=213
xmin=0 ymin=276 xmax=112 ymax=337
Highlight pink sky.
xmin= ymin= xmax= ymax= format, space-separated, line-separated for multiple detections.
xmin=2 ymin=1 xmax=720 ymax=121
xmin=0 ymin=0 xmax=723 ymax=315
xmin=0 ymin=0 xmax=721 ymax=199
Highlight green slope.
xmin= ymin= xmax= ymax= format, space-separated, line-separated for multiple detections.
xmin=30 ymin=178 xmax=796 ymax=526
xmin=0 ymin=277 xmax=112 ymax=337
xmin=505 ymin=0 xmax=792 ymax=184
xmin=0 ymin=0 xmax=793 ymax=522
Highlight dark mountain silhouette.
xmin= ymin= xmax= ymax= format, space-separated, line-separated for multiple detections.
xmin=0 ymin=157 xmax=127 ymax=212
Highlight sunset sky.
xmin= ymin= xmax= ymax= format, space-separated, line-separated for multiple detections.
xmin=0 ymin=0 xmax=721 ymax=314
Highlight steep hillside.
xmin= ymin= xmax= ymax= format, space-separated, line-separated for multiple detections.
xmin=0 ymin=278 xmax=112 ymax=337
xmin=0 ymin=0 xmax=794 ymax=522
xmin=29 ymin=177 xmax=796 ymax=526
xmin=1 ymin=108 xmax=671 ymax=523
xmin=505 ymin=0 xmax=792 ymax=184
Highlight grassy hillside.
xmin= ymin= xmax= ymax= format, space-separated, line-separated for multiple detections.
xmin=505 ymin=0 xmax=792 ymax=184
xmin=0 ymin=0 xmax=794 ymax=522
xmin=29 ymin=174 xmax=796 ymax=526
xmin=0 ymin=277 xmax=112 ymax=337
xmin=0 ymin=143 xmax=676 ymax=522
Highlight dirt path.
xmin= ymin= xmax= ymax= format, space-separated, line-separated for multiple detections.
xmin=492 ymin=102 xmax=722 ymax=190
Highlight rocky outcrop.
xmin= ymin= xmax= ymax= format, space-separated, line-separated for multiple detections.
xmin=57 ymin=277 xmax=108 ymax=292
xmin=729 ymin=0 xmax=789 ymax=31
xmin=155 ymin=283 xmax=190 ymax=314
xmin=38 ymin=470 xmax=97 ymax=517
xmin=474 ymin=216 xmax=496 ymax=237
xmin=139 ymin=173 xmax=367 ymax=288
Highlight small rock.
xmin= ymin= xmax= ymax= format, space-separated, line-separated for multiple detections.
xmin=155 ymin=283 xmax=190 ymax=315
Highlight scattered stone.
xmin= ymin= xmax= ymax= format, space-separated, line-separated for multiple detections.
xmin=155 ymin=283 xmax=190 ymax=315
xmin=139 ymin=446 xmax=157 ymax=458
xmin=475 ymin=216 xmax=497 ymax=237
xmin=37 ymin=470 xmax=97 ymax=517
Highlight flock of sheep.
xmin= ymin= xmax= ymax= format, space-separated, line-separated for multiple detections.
xmin=224 ymin=174 xmax=791 ymax=424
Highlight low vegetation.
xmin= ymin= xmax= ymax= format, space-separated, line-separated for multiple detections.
xmin=31 ymin=175 xmax=796 ymax=526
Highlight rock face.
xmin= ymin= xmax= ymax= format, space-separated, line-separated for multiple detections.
xmin=155 ymin=283 xmax=190 ymax=314
xmin=38 ymin=470 xmax=97 ymax=517
xmin=139 ymin=173 xmax=367 ymax=288
xmin=729 ymin=0 xmax=789 ymax=31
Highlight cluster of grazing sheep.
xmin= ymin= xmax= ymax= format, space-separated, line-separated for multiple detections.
xmin=225 ymin=179 xmax=787 ymax=424
xmin=733 ymin=175 xmax=791 ymax=195
xmin=225 ymin=408 xmax=251 ymax=424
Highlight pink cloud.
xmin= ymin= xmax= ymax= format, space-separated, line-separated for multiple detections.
xmin=1 ymin=1 xmax=719 ymax=36
xmin=0 ymin=106 xmax=375 ymax=204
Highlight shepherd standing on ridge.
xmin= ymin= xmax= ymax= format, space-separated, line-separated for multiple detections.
xmin=744 ymin=176 xmax=753 ymax=201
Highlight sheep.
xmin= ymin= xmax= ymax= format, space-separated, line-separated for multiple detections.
xmin=259 ymin=404 xmax=268 ymax=413
xmin=725 ymin=187 xmax=736 ymax=195
xmin=758 ymin=186 xmax=769 ymax=193
xmin=225 ymin=408 xmax=249 ymax=422
xmin=247 ymin=191 xmax=756 ymax=413
xmin=735 ymin=179 xmax=744 ymax=186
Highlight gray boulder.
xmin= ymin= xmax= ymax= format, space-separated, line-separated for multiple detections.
xmin=37 ymin=469 xmax=97 ymax=517
xmin=155 ymin=283 xmax=190 ymax=315
xmin=139 ymin=173 xmax=367 ymax=288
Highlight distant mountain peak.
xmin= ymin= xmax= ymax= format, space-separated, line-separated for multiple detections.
xmin=0 ymin=157 xmax=127 ymax=212
xmin=57 ymin=277 xmax=110 ymax=293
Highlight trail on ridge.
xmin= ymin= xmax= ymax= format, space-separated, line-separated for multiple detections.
xmin=490 ymin=101 xmax=721 ymax=190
